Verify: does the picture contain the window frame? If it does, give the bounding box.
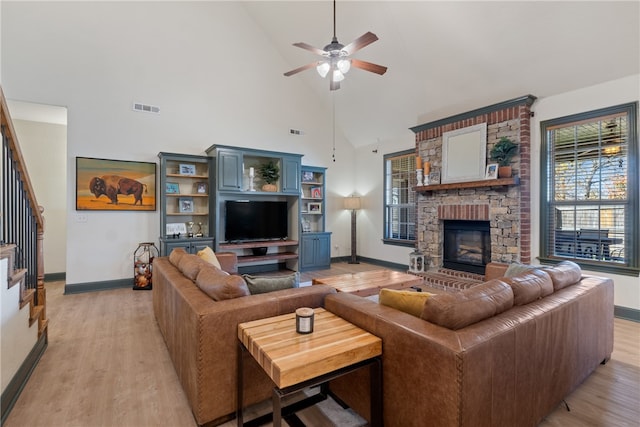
[383,149,416,247]
[539,102,639,276]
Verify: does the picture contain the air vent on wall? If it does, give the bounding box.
[133,102,160,114]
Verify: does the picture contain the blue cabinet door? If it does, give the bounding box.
[281,156,300,194]
[217,150,242,191]
[300,233,331,271]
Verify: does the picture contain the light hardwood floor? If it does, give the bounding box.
[3,262,639,427]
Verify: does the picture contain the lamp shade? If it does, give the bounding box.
[316,61,330,78]
[344,196,361,210]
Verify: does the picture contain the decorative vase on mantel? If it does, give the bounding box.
[498,165,512,178]
[490,137,518,179]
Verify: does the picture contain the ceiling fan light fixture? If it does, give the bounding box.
[283,0,386,90]
[337,58,351,74]
[316,61,330,78]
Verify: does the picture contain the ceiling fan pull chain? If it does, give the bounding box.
[332,93,336,162]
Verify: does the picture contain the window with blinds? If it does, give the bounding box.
[540,102,638,275]
[383,150,416,246]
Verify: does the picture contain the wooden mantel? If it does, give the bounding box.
[416,176,519,193]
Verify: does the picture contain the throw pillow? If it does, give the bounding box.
[421,279,514,330]
[178,254,208,281]
[379,288,433,318]
[243,272,299,295]
[197,246,222,270]
[502,269,554,305]
[504,262,537,278]
[169,247,187,267]
[196,266,250,300]
[544,260,582,291]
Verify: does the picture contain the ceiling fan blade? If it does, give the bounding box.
[330,79,341,91]
[351,59,388,75]
[292,42,327,56]
[284,62,318,77]
[342,32,378,55]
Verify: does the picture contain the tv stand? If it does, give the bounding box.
[219,240,298,265]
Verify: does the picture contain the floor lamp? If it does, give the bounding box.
[344,196,361,264]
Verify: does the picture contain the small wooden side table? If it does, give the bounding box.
[237,308,382,427]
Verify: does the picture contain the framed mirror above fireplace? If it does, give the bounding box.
[441,123,487,183]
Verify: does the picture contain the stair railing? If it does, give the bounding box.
[1,86,47,329]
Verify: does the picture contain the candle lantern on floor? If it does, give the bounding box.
[409,249,427,274]
[133,242,158,290]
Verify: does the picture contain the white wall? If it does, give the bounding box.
[2,2,354,287]
[13,119,67,275]
[1,257,38,393]
[531,74,640,311]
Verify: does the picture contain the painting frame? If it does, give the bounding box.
[310,186,323,198]
[76,156,156,211]
[301,171,315,182]
[195,182,208,194]
[178,197,194,213]
[485,163,499,180]
[179,163,196,176]
[428,171,441,185]
[308,202,322,214]
[166,182,180,194]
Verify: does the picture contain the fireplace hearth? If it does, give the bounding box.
[443,220,491,274]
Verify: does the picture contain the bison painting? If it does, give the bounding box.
[89,175,148,205]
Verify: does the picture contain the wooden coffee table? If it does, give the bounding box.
[312,269,423,297]
[237,308,382,427]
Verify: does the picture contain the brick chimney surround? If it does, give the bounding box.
[410,95,537,281]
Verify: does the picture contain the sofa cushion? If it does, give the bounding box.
[502,269,554,305]
[545,261,582,291]
[379,288,434,317]
[197,246,222,270]
[421,279,514,330]
[169,247,187,267]
[504,262,537,277]
[195,265,250,300]
[178,254,208,281]
[243,272,299,295]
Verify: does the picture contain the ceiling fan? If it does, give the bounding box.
[283,0,388,91]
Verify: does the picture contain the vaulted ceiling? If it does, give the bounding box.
[243,1,639,147]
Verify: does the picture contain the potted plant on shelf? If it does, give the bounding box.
[490,137,518,178]
[259,160,280,192]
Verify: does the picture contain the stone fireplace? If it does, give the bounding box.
[411,95,536,278]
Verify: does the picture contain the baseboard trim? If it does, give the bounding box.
[45,272,66,282]
[64,278,131,294]
[614,306,640,322]
[1,332,48,425]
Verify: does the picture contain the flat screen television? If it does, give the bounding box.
[225,200,288,242]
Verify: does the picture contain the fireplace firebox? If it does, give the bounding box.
[443,220,491,274]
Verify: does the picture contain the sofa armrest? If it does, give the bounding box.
[216,251,238,274]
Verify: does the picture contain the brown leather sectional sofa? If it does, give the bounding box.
[152,252,336,426]
[325,262,614,427]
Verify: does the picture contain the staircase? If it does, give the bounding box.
[1,85,48,423]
